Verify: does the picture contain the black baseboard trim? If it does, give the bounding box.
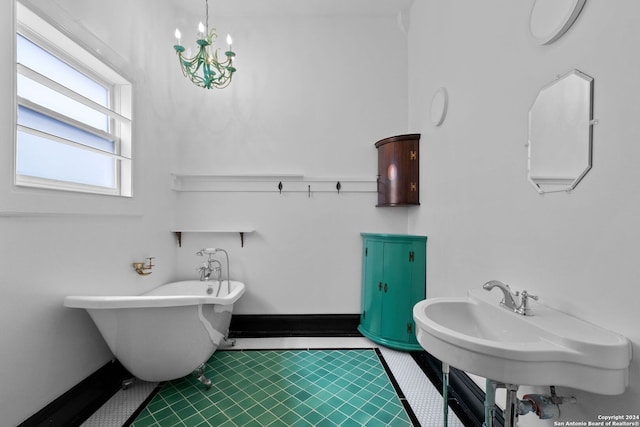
[19,328,498,427]
[229,314,362,338]
[18,360,131,427]
[411,351,504,427]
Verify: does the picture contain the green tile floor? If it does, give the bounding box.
[129,349,415,427]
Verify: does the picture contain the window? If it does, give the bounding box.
[15,4,132,196]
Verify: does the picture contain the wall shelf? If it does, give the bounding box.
[171,229,255,248]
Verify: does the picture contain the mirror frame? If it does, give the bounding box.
[527,69,594,194]
[529,0,587,45]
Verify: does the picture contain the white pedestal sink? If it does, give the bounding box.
[413,288,631,395]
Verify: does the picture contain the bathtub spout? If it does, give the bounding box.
[198,259,221,282]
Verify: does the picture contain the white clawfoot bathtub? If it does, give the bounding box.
[64,280,245,382]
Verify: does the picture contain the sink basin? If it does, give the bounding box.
[413,289,632,394]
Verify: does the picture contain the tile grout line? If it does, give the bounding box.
[85,338,464,427]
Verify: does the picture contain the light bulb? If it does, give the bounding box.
[174,28,181,44]
[198,22,205,36]
[226,34,233,45]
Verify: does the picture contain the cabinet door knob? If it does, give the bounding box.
[384,283,388,293]
[378,282,382,291]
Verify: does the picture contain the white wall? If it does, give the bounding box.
[408,0,639,424]
[0,1,180,425]
[0,1,411,425]
[172,11,411,314]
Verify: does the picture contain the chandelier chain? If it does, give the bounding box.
[205,0,209,34]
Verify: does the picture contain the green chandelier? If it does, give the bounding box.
[173,0,236,89]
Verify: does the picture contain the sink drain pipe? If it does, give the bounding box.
[484,383,576,427]
[522,386,577,419]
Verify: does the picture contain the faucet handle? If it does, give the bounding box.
[519,290,538,316]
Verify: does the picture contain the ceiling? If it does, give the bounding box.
[191,0,415,17]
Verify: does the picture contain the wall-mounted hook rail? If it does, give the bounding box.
[170,173,377,193]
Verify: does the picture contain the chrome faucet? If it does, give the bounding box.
[195,248,231,296]
[482,280,538,316]
[198,259,221,282]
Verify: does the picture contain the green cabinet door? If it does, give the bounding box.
[358,233,426,351]
[361,239,384,337]
[379,241,412,342]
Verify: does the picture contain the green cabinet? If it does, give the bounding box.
[358,233,427,351]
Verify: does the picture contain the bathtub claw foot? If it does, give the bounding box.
[193,363,206,376]
[198,375,213,389]
[193,364,212,389]
[122,377,136,390]
[221,330,236,348]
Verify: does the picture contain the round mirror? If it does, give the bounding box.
[430,87,448,126]
[527,69,594,194]
[529,0,587,45]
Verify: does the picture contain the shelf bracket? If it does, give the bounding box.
[175,231,182,247]
[239,232,245,248]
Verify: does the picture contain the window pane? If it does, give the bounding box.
[17,34,108,107]
[17,131,116,188]
[15,4,132,198]
[18,105,115,153]
[17,74,109,132]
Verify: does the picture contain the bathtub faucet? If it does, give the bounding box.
[197,259,221,282]
[196,248,231,296]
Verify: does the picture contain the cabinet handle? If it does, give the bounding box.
[384,283,388,293]
[378,282,382,291]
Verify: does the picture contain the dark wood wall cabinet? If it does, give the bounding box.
[375,134,420,207]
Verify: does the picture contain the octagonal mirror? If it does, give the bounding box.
[527,69,594,193]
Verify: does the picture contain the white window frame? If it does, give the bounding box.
[15,3,133,197]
